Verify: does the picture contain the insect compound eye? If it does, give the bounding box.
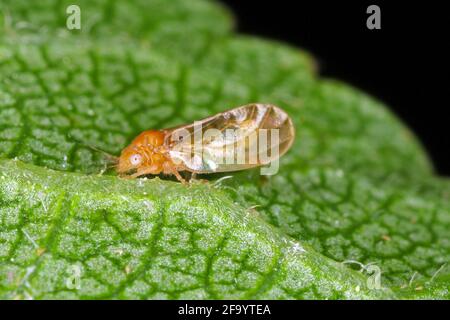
[129,154,142,166]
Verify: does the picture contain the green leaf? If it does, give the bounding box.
[0,159,395,299]
[0,0,233,61]
[0,0,448,299]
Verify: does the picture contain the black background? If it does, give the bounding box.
[220,0,449,176]
[0,299,443,317]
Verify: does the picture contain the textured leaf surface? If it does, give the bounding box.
[0,159,395,299]
[0,0,232,60]
[0,0,448,299]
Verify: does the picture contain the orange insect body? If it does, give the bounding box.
[116,104,295,183]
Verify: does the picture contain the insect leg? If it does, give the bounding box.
[162,161,187,184]
[126,166,158,179]
[171,169,187,184]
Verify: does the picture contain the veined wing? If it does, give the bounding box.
[165,104,295,173]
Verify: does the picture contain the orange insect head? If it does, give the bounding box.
[117,130,166,175]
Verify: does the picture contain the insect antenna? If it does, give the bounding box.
[68,135,119,165]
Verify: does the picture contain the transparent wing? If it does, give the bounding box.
[165,104,295,173]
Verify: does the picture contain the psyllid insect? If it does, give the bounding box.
[108,104,295,183]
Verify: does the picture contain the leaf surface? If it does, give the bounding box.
[0,0,448,299]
